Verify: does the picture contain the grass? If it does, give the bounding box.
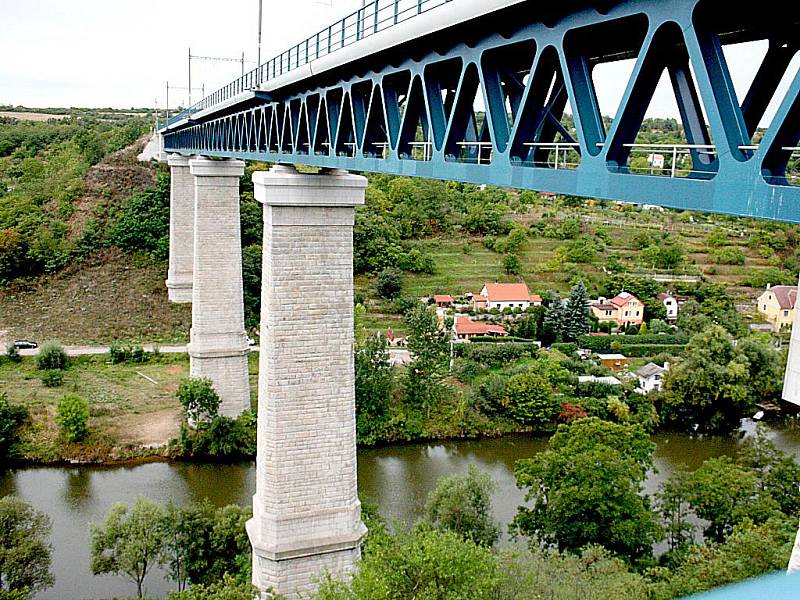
[0,248,191,345]
[354,204,778,333]
[2,349,263,463]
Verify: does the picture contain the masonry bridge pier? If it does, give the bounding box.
[154,0,800,596]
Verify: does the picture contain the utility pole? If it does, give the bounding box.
[188,47,192,107]
[257,0,263,72]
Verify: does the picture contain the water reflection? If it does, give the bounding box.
[0,426,797,599]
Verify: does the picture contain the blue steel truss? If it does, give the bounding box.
[162,0,800,222]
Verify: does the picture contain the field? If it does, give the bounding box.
[0,352,260,463]
[0,111,69,121]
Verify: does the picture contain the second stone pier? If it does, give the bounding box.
[248,165,367,599]
[187,156,250,418]
[165,154,194,303]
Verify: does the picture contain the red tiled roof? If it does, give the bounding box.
[610,291,639,307]
[433,294,454,303]
[483,283,532,302]
[473,294,487,302]
[454,316,507,336]
[530,294,543,302]
[769,286,798,310]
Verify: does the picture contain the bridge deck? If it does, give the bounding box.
[161,0,800,222]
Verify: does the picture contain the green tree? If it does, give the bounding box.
[55,394,89,442]
[511,314,538,340]
[110,174,170,260]
[161,501,215,591]
[656,468,696,552]
[542,293,565,343]
[35,341,67,371]
[355,332,393,444]
[562,281,591,342]
[661,326,776,432]
[315,526,498,600]
[89,498,166,599]
[683,456,778,542]
[0,395,26,461]
[513,418,661,561]
[374,268,403,300]
[494,546,650,600]
[649,517,795,600]
[167,575,257,600]
[424,465,500,547]
[177,378,221,425]
[503,253,521,276]
[404,304,449,413]
[0,496,54,596]
[738,424,800,516]
[502,370,560,426]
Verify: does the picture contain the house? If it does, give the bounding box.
[636,362,669,393]
[590,292,644,329]
[596,353,632,372]
[757,284,798,332]
[385,328,406,347]
[452,316,508,341]
[433,294,454,308]
[577,375,622,386]
[479,282,542,310]
[471,294,488,310]
[658,292,679,321]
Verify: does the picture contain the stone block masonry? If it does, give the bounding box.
[187,157,250,418]
[165,154,194,303]
[247,165,367,599]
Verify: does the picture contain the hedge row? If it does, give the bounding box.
[618,344,685,357]
[454,342,539,367]
[550,343,578,355]
[577,333,688,352]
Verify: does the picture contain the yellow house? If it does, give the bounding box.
[757,284,798,331]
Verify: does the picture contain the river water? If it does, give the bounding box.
[2,422,799,599]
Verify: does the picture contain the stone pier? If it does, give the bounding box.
[165,154,194,303]
[187,156,250,418]
[247,165,367,599]
[782,274,800,407]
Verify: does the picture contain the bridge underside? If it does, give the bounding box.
[163,0,800,221]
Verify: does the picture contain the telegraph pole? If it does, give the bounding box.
[257,0,263,71]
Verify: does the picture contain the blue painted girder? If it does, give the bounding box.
[163,0,800,222]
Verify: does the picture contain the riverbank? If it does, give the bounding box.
[3,427,795,600]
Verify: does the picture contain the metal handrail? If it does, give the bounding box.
[160,0,453,130]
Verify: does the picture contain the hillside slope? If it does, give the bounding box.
[0,139,189,346]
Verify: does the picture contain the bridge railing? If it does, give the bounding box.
[160,0,453,131]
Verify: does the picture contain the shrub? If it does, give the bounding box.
[711,246,746,265]
[550,342,578,355]
[35,342,67,371]
[40,369,64,388]
[502,371,561,426]
[5,343,21,363]
[0,394,28,459]
[374,267,403,299]
[56,394,90,442]
[177,378,221,425]
[108,341,126,364]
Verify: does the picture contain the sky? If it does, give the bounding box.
[1,0,797,127]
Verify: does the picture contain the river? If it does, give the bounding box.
[2,422,799,599]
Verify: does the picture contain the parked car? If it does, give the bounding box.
[13,339,38,349]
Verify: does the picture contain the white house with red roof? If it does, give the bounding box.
[478,282,542,311]
[757,284,798,331]
[452,316,508,341]
[590,291,644,328]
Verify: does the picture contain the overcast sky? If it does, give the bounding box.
[1,0,796,126]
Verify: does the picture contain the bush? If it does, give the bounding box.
[5,343,21,363]
[35,342,67,371]
[454,342,538,366]
[109,174,170,259]
[108,342,149,364]
[375,267,403,299]
[177,378,220,425]
[56,394,89,442]
[550,342,578,355]
[40,369,64,388]
[0,394,28,460]
[577,333,687,352]
[711,246,746,265]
